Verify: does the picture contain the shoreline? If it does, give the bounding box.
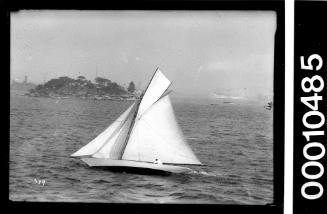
[11,89,138,101]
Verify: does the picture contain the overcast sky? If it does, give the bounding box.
[11,10,276,99]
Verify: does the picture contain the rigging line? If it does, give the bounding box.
[97,103,135,131]
[136,68,172,117]
[160,89,173,99]
[92,105,134,156]
[136,91,172,120]
[119,68,165,158]
[137,125,140,161]
[136,86,171,120]
[113,102,139,158]
[120,68,169,158]
[142,67,160,97]
[140,119,196,161]
[118,98,141,159]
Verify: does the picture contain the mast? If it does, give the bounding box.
[117,68,160,159]
[116,97,141,159]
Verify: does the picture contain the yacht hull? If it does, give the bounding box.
[81,158,192,174]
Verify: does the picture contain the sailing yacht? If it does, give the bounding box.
[71,68,202,174]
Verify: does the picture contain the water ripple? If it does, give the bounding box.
[10,95,273,204]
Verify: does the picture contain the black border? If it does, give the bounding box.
[294,1,327,213]
[4,1,284,213]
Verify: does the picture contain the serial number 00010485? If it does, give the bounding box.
[300,54,325,200]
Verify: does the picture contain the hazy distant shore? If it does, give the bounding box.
[10,79,272,106]
[11,76,139,101]
[24,92,138,101]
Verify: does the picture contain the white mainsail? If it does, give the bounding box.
[70,103,135,157]
[122,94,202,165]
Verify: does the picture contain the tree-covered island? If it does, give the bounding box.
[27,76,139,101]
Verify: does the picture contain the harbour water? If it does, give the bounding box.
[10,91,273,204]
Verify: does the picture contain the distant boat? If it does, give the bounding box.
[94,95,103,100]
[211,93,244,100]
[264,102,273,110]
[71,68,202,174]
[223,101,234,104]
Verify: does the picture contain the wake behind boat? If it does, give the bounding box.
[71,68,202,174]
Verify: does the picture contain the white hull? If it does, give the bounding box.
[81,158,192,174]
